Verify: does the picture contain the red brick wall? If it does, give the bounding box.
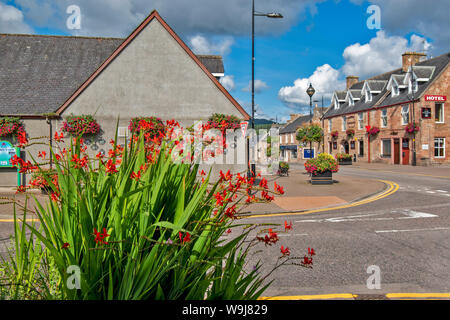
[324,63,449,166]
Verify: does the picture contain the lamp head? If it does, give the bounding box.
[306,84,315,97]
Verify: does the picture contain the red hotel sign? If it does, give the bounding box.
[425,95,446,102]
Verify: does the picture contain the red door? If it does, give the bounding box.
[394,139,400,164]
[402,139,410,165]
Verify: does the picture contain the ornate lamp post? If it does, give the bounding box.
[306,84,316,158]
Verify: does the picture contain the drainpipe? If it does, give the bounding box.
[46,117,53,169]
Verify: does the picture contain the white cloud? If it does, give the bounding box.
[351,0,449,54]
[243,80,270,93]
[278,64,344,109]
[0,2,33,33]
[189,35,234,56]
[219,75,235,92]
[9,0,326,37]
[342,31,432,78]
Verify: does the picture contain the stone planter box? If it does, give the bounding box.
[311,171,333,185]
[338,159,352,165]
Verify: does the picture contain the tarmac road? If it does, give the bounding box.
[243,164,450,300]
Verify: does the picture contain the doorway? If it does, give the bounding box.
[393,139,400,164]
[343,141,350,154]
[402,138,410,165]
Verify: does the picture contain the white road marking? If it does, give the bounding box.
[278,233,308,237]
[397,210,438,219]
[436,190,448,193]
[375,227,450,234]
[295,209,437,224]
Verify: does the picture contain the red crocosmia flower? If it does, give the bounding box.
[226,229,232,234]
[16,186,26,193]
[38,151,46,159]
[17,131,28,147]
[50,192,59,202]
[105,159,118,173]
[199,170,206,176]
[179,232,191,244]
[61,243,70,250]
[259,178,268,189]
[284,221,293,232]
[93,228,110,245]
[96,152,104,159]
[281,246,290,257]
[130,171,141,180]
[302,256,313,265]
[308,247,316,256]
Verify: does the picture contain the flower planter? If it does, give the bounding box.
[338,159,352,165]
[311,171,333,185]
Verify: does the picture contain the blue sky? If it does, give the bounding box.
[1,0,448,122]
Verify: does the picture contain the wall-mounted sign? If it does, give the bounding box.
[425,95,446,102]
[422,144,429,150]
[303,149,315,159]
[0,141,19,167]
[421,108,432,119]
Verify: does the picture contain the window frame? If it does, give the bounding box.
[381,139,392,157]
[342,116,347,131]
[434,138,445,158]
[401,105,410,125]
[435,103,444,123]
[358,113,364,130]
[381,109,388,128]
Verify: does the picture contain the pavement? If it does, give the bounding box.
[242,165,386,215]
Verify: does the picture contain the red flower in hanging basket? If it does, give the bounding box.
[366,126,380,136]
[346,129,355,136]
[405,123,419,134]
[331,130,339,138]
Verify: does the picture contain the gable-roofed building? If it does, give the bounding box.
[0,10,249,186]
[323,51,450,166]
[279,106,327,162]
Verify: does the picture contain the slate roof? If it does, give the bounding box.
[324,52,450,119]
[0,33,226,116]
[279,114,313,134]
[196,55,224,74]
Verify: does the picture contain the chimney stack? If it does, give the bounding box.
[402,52,426,72]
[346,76,359,89]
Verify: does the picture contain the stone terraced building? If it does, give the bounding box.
[324,51,450,166]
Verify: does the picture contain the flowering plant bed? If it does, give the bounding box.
[62,114,101,136]
[405,123,419,134]
[336,153,352,165]
[1,121,317,300]
[206,113,241,131]
[305,153,339,184]
[278,161,290,176]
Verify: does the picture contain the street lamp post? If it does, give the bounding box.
[249,0,283,178]
[306,83,315,158]
[408,68,417,166]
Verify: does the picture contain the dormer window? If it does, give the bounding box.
[365,90,372,102]
[392,84,399,97]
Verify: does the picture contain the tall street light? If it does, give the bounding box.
[306,83,315,158]
[249,0,283,178]
[408,68,417,166]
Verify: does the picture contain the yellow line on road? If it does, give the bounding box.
[260,293,357,300]
[386,293,450,299]
[242,180,399,219]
